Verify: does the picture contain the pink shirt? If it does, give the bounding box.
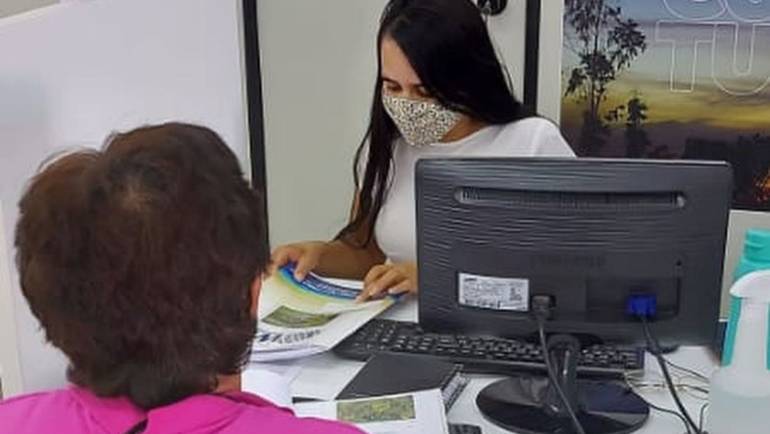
[0,386,363,434]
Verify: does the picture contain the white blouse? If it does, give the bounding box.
[373,117,575,264]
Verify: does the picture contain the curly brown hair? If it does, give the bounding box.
[15,123,268,409]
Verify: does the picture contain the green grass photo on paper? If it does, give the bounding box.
[337,395,416,424]
[261,306,338,329]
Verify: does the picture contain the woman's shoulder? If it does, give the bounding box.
[499,116,559,137]
[496,117,576,157]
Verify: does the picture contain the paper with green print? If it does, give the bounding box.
[294,389,449,434]
[251,266,394,362]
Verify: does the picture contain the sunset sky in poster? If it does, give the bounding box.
[561,0,770,157]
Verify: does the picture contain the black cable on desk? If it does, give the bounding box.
[624,373,692,434]
[667,359,709,383]
[640,316,703,434]
[698,403,709,434]
[532,296,586,434]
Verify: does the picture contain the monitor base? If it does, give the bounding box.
[477,375,649,434]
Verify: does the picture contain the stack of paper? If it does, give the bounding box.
[251,265,395,362]
[294,389,449,434]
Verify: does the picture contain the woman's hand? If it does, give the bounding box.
[269,241,329,281]
[357,262,418,302]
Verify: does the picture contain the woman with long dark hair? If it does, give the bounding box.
[271,0,574,300]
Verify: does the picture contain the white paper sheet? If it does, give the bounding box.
[252,271,393,362]
[241,366,299,409]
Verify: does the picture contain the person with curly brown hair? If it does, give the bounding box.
[0,123,362,434]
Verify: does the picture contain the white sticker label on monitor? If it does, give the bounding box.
[458,273,530,311]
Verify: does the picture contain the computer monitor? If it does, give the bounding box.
[416,158,732,434]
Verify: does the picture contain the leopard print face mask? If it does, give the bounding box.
[382,94,462,147]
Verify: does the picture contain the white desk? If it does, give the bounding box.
[284,300,717,434]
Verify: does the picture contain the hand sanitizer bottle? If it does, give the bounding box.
[708,229,770,434]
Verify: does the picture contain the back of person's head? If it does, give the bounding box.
[15,123,268,409]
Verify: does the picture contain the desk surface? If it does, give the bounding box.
[286,300,716,434]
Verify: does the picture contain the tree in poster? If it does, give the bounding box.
[622,96,649,158]
[564,0,647,155]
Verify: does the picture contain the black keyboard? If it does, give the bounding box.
[334,319,644,380]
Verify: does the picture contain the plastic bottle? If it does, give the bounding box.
[708,229,770,434]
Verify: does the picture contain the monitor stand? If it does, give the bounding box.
[476,334,649,434]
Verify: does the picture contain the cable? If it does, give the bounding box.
[536,320,586,434]
[532,295,585,434]
[698,403,708,434]
[625,373,692,434]
[681,385,710,401]
[667,360,710,383]
[624,379,709,401]
[624,370,709,401]
[648,402,692,434]
[641,316,702,434]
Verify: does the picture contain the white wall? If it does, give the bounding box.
[0,0,248,396]
[258,1,384,246]
[538,0,564,122]
[0,200,21,398]
[258,0,528,247]
[0,0,57,19]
